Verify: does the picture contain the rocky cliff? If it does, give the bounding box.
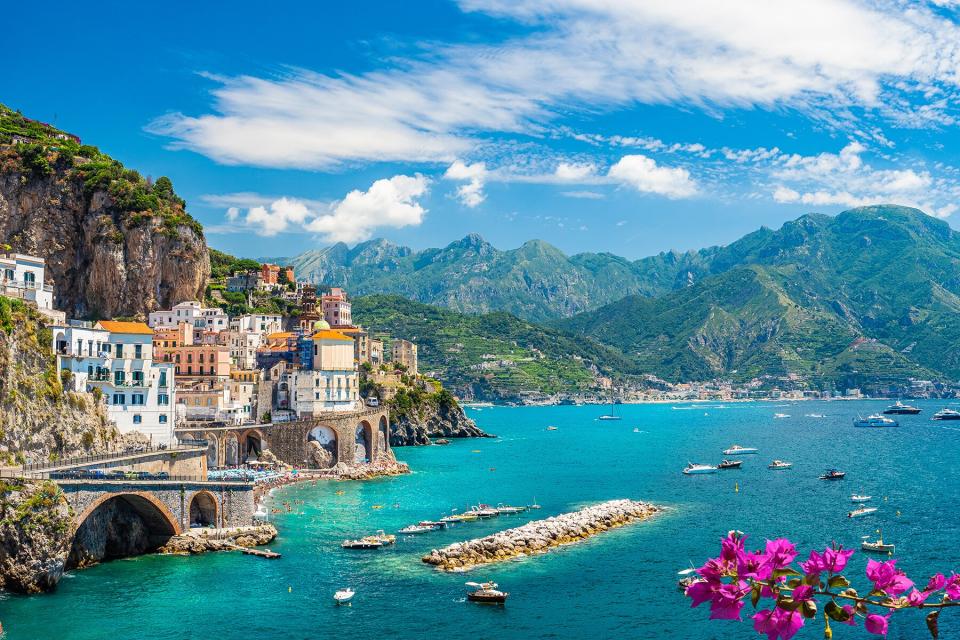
[0,299,119,466]
[0,480,73,593]
[385,381,492,446]
[0,105,209,319]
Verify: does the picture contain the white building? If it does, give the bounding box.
[0,253,63,322]
[148,301,229,332]
[230,313,283,335]
[53,320,176,445]
[288,327,358,416]
[218,330,263,370]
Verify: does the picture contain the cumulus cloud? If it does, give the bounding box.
[444,160,488,207]
[213,174,430,242]
[607,155,697,198]
[150,1,960,169]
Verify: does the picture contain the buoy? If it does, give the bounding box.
[896,510,901,517]
[489,467,496,472]
[288,586,292,593]
[471,450,481,453]
[734,482,739,493]
[372,505,383,509]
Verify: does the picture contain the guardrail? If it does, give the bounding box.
[21,443,204,472]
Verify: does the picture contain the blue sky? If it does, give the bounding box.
[8,0,960,260]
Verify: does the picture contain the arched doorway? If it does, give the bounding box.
[69,493,179,569]
[204,433,219,468]
[242,429,264,463]
[307,425,337,468]
[355,421,373,464]
[189,491,218,528]
[224,433,239,466]
[378,416,390,457]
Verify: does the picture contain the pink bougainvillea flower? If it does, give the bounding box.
[758,538,798,576]
[866,559,914,597]
[799,547,854,577]
[839,605,857,626]
[907,588,931,607]
[944,574,960,600]
[721,532,747,566]
[739,549,771,581]
[686,579,714,607]
[925,573,946,593]
[791,584,814,602]
[753,607,805,640]
[708,582,749,620]
[865,613,891,636]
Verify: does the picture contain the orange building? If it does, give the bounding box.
[261,263,281,285]
[153,321,230,379]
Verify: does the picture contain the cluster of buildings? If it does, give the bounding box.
[226,263,296,294]
[4,254,419,449]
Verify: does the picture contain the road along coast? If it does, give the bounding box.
[422,499,661,571]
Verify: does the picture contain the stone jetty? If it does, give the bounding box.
[422,499,660,571]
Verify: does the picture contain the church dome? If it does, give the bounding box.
[313,319,331,331]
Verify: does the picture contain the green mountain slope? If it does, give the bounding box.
[352,295,638,401]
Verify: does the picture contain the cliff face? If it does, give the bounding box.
[0,480,73,593]
[0,299,118,466]
[390,395,491,446]
[0,163,209,319]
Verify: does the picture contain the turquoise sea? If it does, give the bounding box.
[2,401,959,639]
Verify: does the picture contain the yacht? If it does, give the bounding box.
[850,494,872,503]
[466,581,508,604]
[495,503,527,514]
[683,462,719,475]
[883,401,921,415]
[368,530,396,545]
[933,408,960,421]
[768,460,793,470]
[848,506,878,518]
[333,588,355,605]
[722,445,759,455]
[341,539,383,550]
[818,469,846,480]
[468,504,500,518]
[861,530,895,554]
[774,413,790,419]
[398,524,435,535]
[718,459,743,469]
[853,414,899,428]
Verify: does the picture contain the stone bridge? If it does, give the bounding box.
[176,406,392,470]
[58,479,256,538]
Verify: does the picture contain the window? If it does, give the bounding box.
[87,365,93,376]
[115,343,123,358]
[159,370,167,387]
[133,414,142,424]
[132,370,144,385]
[159,414,168,424]
[187,354,193,363]
[76,339,83,354]
[134,344,142,359]
[112,393,125,405]
[158,393,169,405]
[199,353,205,364]
[187,366,193,375]
[114,370,125,385]
[131,393,144,405]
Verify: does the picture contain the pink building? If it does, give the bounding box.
[321,287,352,327]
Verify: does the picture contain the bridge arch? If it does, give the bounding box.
[241,428,265,463]
[69,492,180,569]
[189,490,219,528]
[355,420,374,464]
[307,425,337,468]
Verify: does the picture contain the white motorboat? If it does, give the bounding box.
[495,503,527,514]
[466,581,508,604]
[334,588,355,604]
[768,460,793,470]
[341,539,382,550]
[854,414,899,428]
[468,504,500,518]
[722,444,759,455]
[774,413,790,419]
[848,506,878,518]
[683,462,719,475]
[850,494,872,503]
[933,408,960,421]
[862,530,895,554]
[398,524,435,535]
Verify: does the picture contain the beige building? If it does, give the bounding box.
[391,339,418,375]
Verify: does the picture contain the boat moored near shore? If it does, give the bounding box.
[854,414,899,428]
[683,462,719,475]
[722,445,759,455]
[883,401,921,415]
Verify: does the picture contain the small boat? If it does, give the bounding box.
[722,445,759,455]
[768,460,793,470]
[677,568,706,591]
[341,539,383,550]
[366,530,396,545]
[854,414,899,428]
[861,530,895,553]
[546,426,558,431]
[633,427,641,433]
[883,401,921,415]
[598,414,622,421]
[819,469,846,480]
[774,413,790,419]
[440,512,478,523]
[399,524,435,535]
[466,581,508,604]
[495,503,527,514]
[805,413,826,418]
[417,520,447,530]
[468,504,500,519]
[848,506,878,518]
[850,494,872,503]
[933,408,960,421]
[718,459,743,469]
[333,588,355,604]
[683,462,719,475]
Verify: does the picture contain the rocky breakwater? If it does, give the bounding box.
[422,499,660,571]
[157,523,278,555]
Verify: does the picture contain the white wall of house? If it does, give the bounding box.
[230,314,282,335]
[290,369,358,416]
[148,301,228,332]
[0,253,55,311]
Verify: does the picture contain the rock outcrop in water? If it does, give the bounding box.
[0,480,73,593]
[157,524,278,555]
[422,499,661,571]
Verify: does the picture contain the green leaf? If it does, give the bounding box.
[827,575,850,589]
[774,568,802,579]
[777,597,801,612]
[751,583,762,608]
[926,611,940,639]
[825,601,851,623]
[801,600,818,619]
[787,578,802,589]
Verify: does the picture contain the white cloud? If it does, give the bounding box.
[214,174,430,242]
[607,154,697,198]
[561,190,605,199]
[444,160,488,207]
[554,162,597,181]
[150,1,960,169]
